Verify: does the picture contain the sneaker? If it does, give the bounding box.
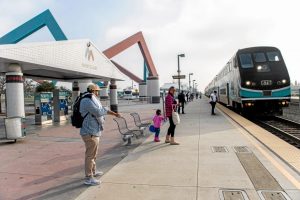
[154,138,161,142]
[93,170,104,177]
[84,177,101,186]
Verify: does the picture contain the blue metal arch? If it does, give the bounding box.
[0,9,67,86]
[0,9,67,44]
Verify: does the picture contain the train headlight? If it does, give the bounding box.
[257,65,262,70]
[282,79,287,84]
[246,81,251,86]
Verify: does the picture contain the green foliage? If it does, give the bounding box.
[35,81,55,92]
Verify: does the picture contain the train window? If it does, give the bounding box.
[239,53,253,68]
[267,51,281,61]
[253,52,266,62]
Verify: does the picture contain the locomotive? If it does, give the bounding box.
[205,46,291,114]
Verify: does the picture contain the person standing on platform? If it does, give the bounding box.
[186,92,189,102]
[165,86,179,145]
[178,91,186,114]
[80,84,121,186]
[152,109,164,142]
[209,90,218,115]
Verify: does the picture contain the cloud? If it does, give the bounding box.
[102,0,300,90]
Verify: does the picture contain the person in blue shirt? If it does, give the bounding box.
[80,83,120,186]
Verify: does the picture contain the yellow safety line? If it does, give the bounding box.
[220,109,300,190]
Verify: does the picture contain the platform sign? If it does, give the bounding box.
[40,92,52,103]
[172,75,186,79]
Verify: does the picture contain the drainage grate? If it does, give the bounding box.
[258,191,291,200]
[233,146,251,153]
[211,146,228,153]
[219,190,249,200]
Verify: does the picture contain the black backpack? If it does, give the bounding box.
[71,93,92,128]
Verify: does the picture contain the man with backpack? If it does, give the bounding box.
[73,83,120,186]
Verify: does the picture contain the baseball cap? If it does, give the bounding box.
[87,84,100,92]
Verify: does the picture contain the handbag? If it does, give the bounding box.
[149,125,156,133]
[172,110,180,125]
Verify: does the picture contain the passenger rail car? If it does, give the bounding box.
[205,47,291,114]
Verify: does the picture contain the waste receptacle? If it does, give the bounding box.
[4,117,26,141]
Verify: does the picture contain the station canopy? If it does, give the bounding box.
[0,39,125,81]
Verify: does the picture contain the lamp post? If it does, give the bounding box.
[193,80,196,93]
[189,73,193,92]
[177,53,185,92]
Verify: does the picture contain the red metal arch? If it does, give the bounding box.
[103,31,158,82]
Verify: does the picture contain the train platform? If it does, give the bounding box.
[0,103,157,200]
[75,98,300,200]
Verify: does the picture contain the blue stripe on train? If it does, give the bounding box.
[240,87,291,98]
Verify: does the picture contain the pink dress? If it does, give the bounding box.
[153,115,164,128]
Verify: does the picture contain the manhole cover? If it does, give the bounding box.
[211,146,228,153]
[258,191,291,200]
[234,146,251,153]
[219,190,249,200]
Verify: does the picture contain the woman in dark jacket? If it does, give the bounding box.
[165,86,179,145]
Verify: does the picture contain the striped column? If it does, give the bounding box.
[139,81,147,98]
[109,80,118,112]
[72,81,80,107]
[78,80,92,93]
[6,64,25,118]
[147,76,160,103]
[5,63,25,139]
[100,81,109,100]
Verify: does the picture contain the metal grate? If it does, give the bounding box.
[233,146,251,153]
[211,146,228,153]
[258,191,291,200]
[219,190,249,200]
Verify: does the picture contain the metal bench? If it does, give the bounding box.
[130,113,151,132]
[113,117,142,145]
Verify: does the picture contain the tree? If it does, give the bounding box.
[0,76,5,113]
[35,81,55,92]
[24,79,35,96]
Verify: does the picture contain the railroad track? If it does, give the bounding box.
[256,116,300,148]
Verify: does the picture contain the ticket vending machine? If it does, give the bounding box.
[34,92,53,125]
[59,91,69,115]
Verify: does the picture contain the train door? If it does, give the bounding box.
[226,83,230,105]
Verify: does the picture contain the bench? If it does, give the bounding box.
[113,117,143,145]
[130,113,151,133]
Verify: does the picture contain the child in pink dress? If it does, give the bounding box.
[153,109,164,142]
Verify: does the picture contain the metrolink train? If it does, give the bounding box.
[204,46,291,114]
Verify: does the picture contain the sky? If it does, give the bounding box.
[0,0,299,91]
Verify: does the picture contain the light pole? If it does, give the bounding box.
[193,80,196,93]
[177,53,185,92]
[189,73,193,92]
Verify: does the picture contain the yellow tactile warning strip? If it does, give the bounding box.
[236,153,282,190]
[217,104,300,174]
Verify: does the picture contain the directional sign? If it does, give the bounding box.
[172,75,186,79]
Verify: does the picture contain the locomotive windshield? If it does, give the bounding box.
[239,51,281,69]
[253,52,266,62]
[267,51,280,61]
[239,53,253,68]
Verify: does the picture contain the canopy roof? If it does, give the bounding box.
[0,39,125,81]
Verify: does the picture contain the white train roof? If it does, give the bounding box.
[0,39,125,81]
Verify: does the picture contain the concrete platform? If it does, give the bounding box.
[0,103,158,200]
[75,98,300,200]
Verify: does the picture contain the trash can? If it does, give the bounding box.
[4,117,26,141]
